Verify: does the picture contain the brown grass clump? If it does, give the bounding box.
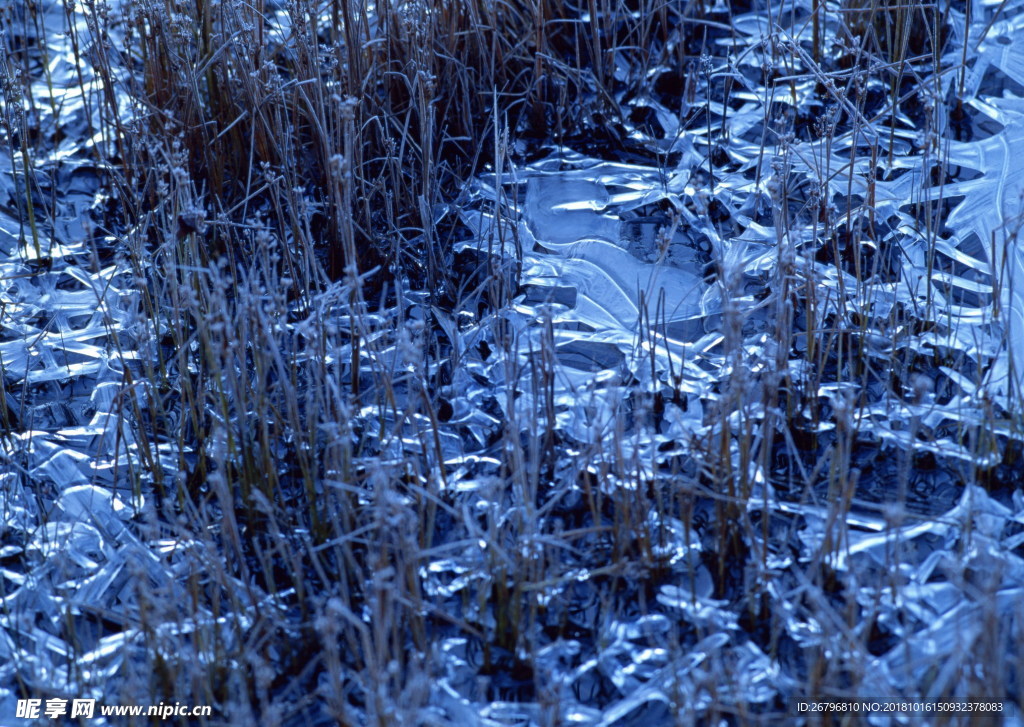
[124,0,660,289]
[840,0,947,66]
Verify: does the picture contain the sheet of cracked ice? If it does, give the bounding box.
[461,179,710,444]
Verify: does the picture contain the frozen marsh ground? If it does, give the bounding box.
[3,0,1024,724]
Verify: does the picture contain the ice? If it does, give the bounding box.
[524,176,618,244]
[523,177,707,335]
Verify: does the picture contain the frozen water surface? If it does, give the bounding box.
[5,0,1024,723]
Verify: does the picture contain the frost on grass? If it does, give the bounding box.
[3,0,1024,724]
